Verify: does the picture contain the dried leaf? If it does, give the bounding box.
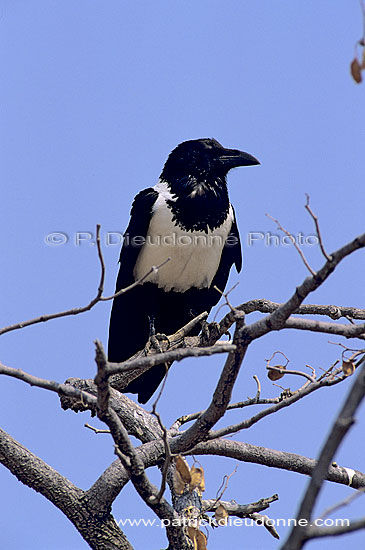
[350,58,362,83]
[187,527,198,550]
[187,527,207,550]
[175,455,192,483]
[189,466,205,495]
[342,360,355,377]
[196,530,207,550]
[172,469,185,495]
[362,48,365,70]
[214,503,229,526]
[267,365,286,381]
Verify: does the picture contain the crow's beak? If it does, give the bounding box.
[219,149,260,168]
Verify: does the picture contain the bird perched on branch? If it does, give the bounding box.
[108,138,259,403]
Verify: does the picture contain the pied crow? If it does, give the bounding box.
[108,138,259,403]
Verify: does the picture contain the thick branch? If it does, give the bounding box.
[283,364,365,549]
[173,313,247,451]
[283,317,365,340]
[0,428,132,550]
[107,343,235,391]
[190,439,365,489]
[173,233,365,452]
[202,493,278,516]
[94,341,190,550]
[219,300,365,334]
[0,363,97,408]
[85,434,365,520]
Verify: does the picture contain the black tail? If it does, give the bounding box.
[108,282,215,403]
[124,362,170,404]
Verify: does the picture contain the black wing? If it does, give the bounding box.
[209,206,242,303]
[108,188,158,363]
[115,188,159,289]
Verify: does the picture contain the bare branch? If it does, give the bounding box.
[304,517,365,539]
[170,232,365,453]
[203,491,280,537]
[305,194,332,261]
[151,402,173,503]
[100,257,171,302]
[84,423,111,435]
[283,364,365,549]
[0,362,97,408]
[107,343,235,376]
[0,427,132,549]
[202,493,278,516]
[0,226,169,337]
[93,341,190,550]
[208,368,345,440]
[245,233,365,342]
[283,317,365,340]
[249,512,280,539]
[0,427,83,508]
[225,299,365,322]
[62,378,164,443]
[171,376,275,430]
[317,486,365,520]
[0,225,105,336]
[190,439,365,489]
[266,213,316,275]
[213,465,238,506]
[86,433,365,518]
[265,364,316,384]
[174,311,247,452]
[106,343,236,395]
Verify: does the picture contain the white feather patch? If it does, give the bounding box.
[133,182,233,292]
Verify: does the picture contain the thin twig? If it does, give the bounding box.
[100,257,171,302]
[317,360,340,382]
[360,0,365,43]
[0,362,98,407]
[317,486,365,520]
[208,367,345,440]
[305,194,332,261]
[252,375,261,401]
[266,350,290,368]
[266,365,316,384]
[213,465,238,506]
[265,213,316,275]
[171,372,300,430]
[213,282,240,320]
[0,224,170,336]
[151,404,173,503]
[84,423,111,435]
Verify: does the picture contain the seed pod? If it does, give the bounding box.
[342,360,355,377]
[174,455,191,483]
[215,503,229,526]
[350,58,362,83]
[267,365,286,381]
[189,466,205,495]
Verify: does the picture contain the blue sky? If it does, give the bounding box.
[1,1,364,549]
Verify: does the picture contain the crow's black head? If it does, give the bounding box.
[160,138,259,232]
[160,138,259,188]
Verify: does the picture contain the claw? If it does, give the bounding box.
[155,333,170,350]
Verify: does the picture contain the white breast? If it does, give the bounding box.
[133,182,233,292]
